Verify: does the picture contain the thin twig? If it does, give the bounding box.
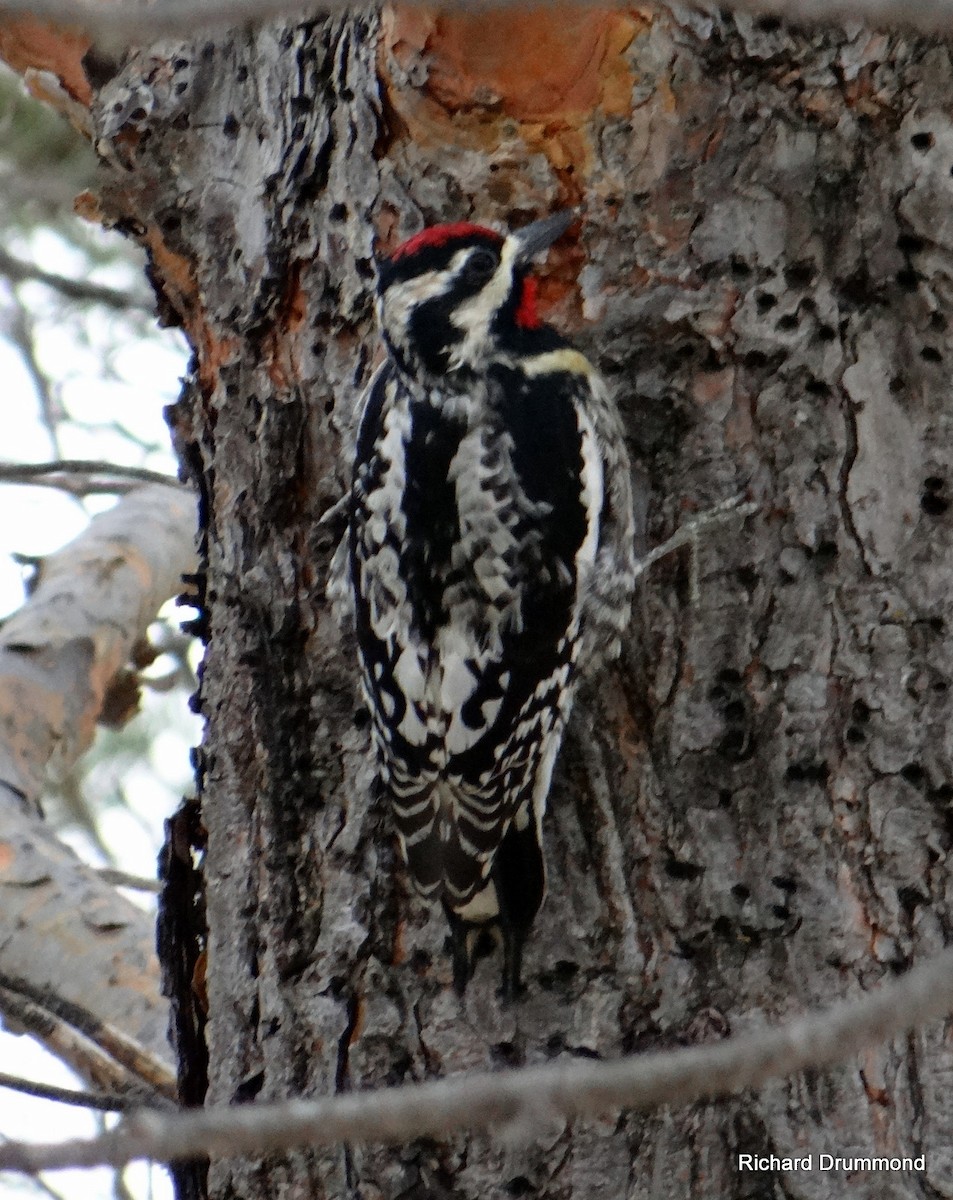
[0,460,183,495]
[2,947,952,1173]
[0,977,177,1103]
[2,296,63,456]
[0,248,153,314]
[0,987,172,1106]
[0,1071,139,1113]
[634,495,758,601]
[94,869,162,895]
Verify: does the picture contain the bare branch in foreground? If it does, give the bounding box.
[2,947,952,1174]
[0,0,321,37]
[0,1141,69,1200]
[1,0,953,44]
[0,460,183,496]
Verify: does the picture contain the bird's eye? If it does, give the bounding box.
[466,248,498,280]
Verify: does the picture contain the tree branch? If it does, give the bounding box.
[95,867,163,893]
[0,1070,139,1112]
[0,247,153,313]
[0,986,174,1105]
[0,459,184,496]
[0,1141,69,1200]
[0,974,177,1100]
[2,947,952,1174]
[634,495,758,602]
[0,485,196,1088]
[0,0,953,43]
[1,293,63,456]
[0,482,196,805]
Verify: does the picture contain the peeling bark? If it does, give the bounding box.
[9,8,953,1199]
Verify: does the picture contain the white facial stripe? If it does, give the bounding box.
[520,348,595,378]
[379,260,459,336]
[379,248,474,355]
[448,239,517,367]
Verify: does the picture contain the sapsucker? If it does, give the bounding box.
[330,212,636,997]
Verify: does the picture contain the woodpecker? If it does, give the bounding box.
[330,212,635,997]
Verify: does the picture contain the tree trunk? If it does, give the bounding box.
[66,6,953,1197]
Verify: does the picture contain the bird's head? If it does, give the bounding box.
[375,211,573,380]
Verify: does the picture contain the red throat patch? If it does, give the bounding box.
[390,223,502,261]
[515,277,541,329]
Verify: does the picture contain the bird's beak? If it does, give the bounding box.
[510,211,574,265]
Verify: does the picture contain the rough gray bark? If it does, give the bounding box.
[71,8,953,1198]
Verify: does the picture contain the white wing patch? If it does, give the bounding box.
[576,408,604,577]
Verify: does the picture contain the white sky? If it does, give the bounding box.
[0,221,193,1200]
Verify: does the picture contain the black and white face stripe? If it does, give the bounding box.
[377,236,522,377]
